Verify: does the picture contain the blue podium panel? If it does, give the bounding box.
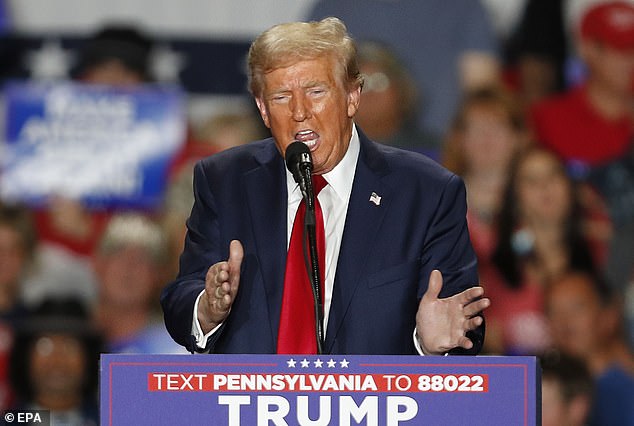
[100,354,539,426]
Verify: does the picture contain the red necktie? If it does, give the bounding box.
[277,175,327,354]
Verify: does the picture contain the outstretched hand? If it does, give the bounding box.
[197,240,244,334]
[416,270,489,355]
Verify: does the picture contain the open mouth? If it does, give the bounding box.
[295,130,320,150]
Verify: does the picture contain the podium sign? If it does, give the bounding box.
[101,354,539,425]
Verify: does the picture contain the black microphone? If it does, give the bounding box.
[285,141,313,201]
[284,141,324,354]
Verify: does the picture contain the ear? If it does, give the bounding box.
[347,84,362,118]
[255,97,271,129]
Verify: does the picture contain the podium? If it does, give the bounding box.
[100,354,539,425]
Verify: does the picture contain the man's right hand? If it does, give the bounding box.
[197,240,244,334]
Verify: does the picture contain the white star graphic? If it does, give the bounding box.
[25,39,75,81]
[313,359,323,368]
[327,359,337,368]
[286,358,296,368]
[300,358,310,368]
[339,359,349,368]
[150,43,187,83]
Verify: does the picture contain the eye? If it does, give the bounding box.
[270,94,290,103]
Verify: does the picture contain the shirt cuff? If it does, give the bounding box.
[413,328,448,356]
[192,289,223,351]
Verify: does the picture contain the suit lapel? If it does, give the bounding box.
[244,141,287,344]
[325,135,390,352]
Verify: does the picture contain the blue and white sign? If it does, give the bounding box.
[1,81,186,209]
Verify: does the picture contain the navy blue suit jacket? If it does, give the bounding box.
[161,131,482,355]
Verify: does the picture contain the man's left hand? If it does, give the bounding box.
[415,269,490,355]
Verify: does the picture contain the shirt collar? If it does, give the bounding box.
[286,125,360,201]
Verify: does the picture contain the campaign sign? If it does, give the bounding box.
[1,81,186,209]
[101,354,539,425]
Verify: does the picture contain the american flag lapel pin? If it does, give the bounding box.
[369,192,381,206]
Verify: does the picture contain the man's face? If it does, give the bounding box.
[30,334,86,397]
[255,55,361,175]
[95,245,158,308]
[82,59,145,85]
[583,40,634,94]
[547,275,602,358]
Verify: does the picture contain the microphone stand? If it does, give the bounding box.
[299,171,325,354]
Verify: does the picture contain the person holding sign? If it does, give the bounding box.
[161,17,489,355]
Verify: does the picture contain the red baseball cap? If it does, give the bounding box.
[580,1,634,50]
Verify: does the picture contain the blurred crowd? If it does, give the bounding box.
[0,0,633,424]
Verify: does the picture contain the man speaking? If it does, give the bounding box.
[161,17,489,356]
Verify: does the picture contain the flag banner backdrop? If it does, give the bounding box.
[1,81,186,209]
[101,354,539,426]
[0,35,251,96]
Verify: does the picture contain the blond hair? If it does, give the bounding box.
[247,17,363,97]
[97,213,167,263]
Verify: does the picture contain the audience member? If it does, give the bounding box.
[530,1,634,174]
[0,203,34,318]
[2,200,96,316]
[168,109,268,194]
[21,197,99,308]
[483,147,601,355]
[9,298,101,426]
[490,0,569,109]
[169,109,266,179]
[354,40,441,157]
[443,87,528,262]
[93,213,184,354]
[0,204,91,315]
[540,352,594,426]
[72,24,153,85]
[194,110,269,153]
[307,0,500,138]
[0,203,34,411]
[546,271,634,426]
[588,139,634,303]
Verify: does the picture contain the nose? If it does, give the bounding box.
[291,94,310,121]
